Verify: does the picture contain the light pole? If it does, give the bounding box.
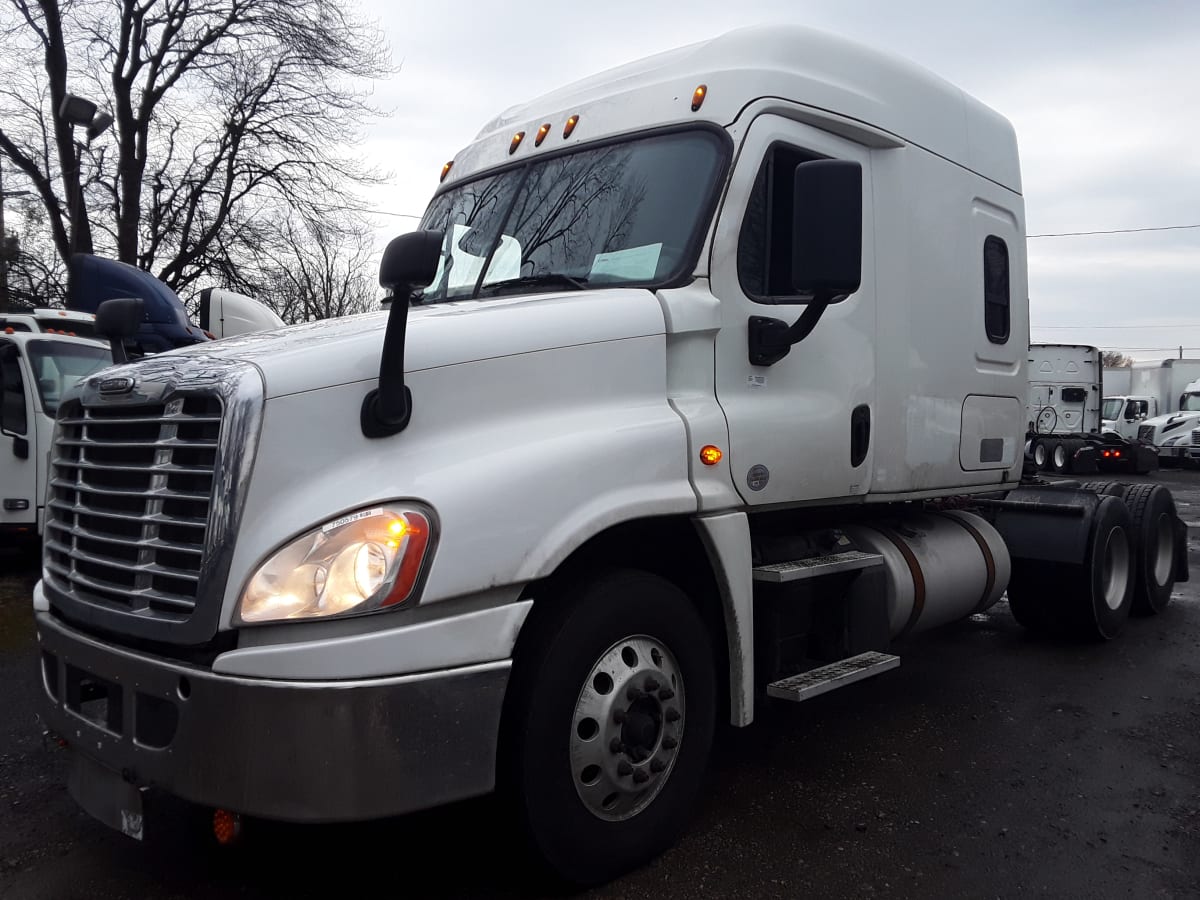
[57,94,112,298]
[0,160,32,313]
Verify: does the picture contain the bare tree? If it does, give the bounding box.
[0,0,390,297]
[1102,351,1133,368]
[250,214,379,323]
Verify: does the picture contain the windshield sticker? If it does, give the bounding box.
[590,243,662,282]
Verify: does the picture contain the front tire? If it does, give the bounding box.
[504,570,716,885]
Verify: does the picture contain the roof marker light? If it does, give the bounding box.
[563,115,579,139]
[509,131,525,155]
[535,123,551,146]
[691,84,707,112]
[440,160,453,182]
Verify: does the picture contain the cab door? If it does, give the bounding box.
[0,341,37,530]
[711,116,876,506]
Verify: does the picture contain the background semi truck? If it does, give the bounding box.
[1,260,283,543]
[32,26,1188,885]
[1024,343,1156,475]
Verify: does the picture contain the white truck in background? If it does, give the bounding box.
[1103,359,1200,463]
[32,27,1189,886]
[1103,365,1131,396]
[1024,344,1155,475]
[1,273,283,544]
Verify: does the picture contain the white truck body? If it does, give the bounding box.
[1,308,99,338]
[1103,365,1131,396]
[29,26,1185,884]
[1027,344,1101,435]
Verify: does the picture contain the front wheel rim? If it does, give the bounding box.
[570,634,685,822]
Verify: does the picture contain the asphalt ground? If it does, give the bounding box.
[1,470,1198,899]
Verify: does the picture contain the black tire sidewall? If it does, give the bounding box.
[508,570,717,885]
[1122,484,1176,614]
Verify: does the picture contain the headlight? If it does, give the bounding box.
[237,505,434,624]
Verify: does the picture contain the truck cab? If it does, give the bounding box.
[1,332,111,540]
[1102,395,1158,439]
[1133,380,1200,464]
[30,26,1186,886]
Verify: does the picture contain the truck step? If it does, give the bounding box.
[766,651,900,702]
[752,550,884,583]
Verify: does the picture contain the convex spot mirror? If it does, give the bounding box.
[792,159,863,300]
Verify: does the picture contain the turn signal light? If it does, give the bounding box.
[700,445,723,466]
[691,84,707,111]
[563,115,580,139]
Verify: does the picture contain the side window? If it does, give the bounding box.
[737,143,822,301]
[983,236,1010,343]
[0,344,28,436]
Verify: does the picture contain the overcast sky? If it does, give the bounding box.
[357,0,1200,362]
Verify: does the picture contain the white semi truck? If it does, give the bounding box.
[33,27,1189,885]
[1024,343,1156,474]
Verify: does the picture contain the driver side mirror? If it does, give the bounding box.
[792,159,863,297]
[748,159,862,366]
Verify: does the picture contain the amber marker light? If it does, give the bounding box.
[440,160,453,182]
[691,84,707,111]
[509,131,525,154]
[563,114,580,139]
[700,445,723,466]
[535,123,551,146]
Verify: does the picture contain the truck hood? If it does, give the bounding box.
[1140,410,1200,433]
[169,288,665,398]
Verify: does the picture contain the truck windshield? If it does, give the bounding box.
[1181,393,1200,412]
[1102,398,1125,420]
[415,129,727,303]
[26,341,111,416]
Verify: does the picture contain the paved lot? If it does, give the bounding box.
[1,471,1198,899]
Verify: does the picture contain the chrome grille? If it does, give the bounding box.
[1138,424,1155,442]
[1192,428,1200,446]
[44,395,222,622]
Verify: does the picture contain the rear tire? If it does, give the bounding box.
[503,570,716,886]
[1006,496,1133,640]
[1117,484,1178,615]
[1052,440,1070,474]
[1034,439,1054,471]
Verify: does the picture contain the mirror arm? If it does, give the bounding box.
[360,285,413,438]
[747,290,839,367]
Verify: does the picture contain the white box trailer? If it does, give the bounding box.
[31,26,1190,885]
[1105,359,1200,461]
[1103,365,1131,395]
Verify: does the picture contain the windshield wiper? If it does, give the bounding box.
[478,273,589,295]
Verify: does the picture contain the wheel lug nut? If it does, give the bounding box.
[633,769,649,784]
[610,738,623,754]
[662,736,678,750]
[665,708,680,723]
[613,709,627,723]
[644,677,660,692]
[650,758,666,773]
[618,760,633,776]
[658,688,675,701]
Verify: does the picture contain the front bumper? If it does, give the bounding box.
[36,612,510,823]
